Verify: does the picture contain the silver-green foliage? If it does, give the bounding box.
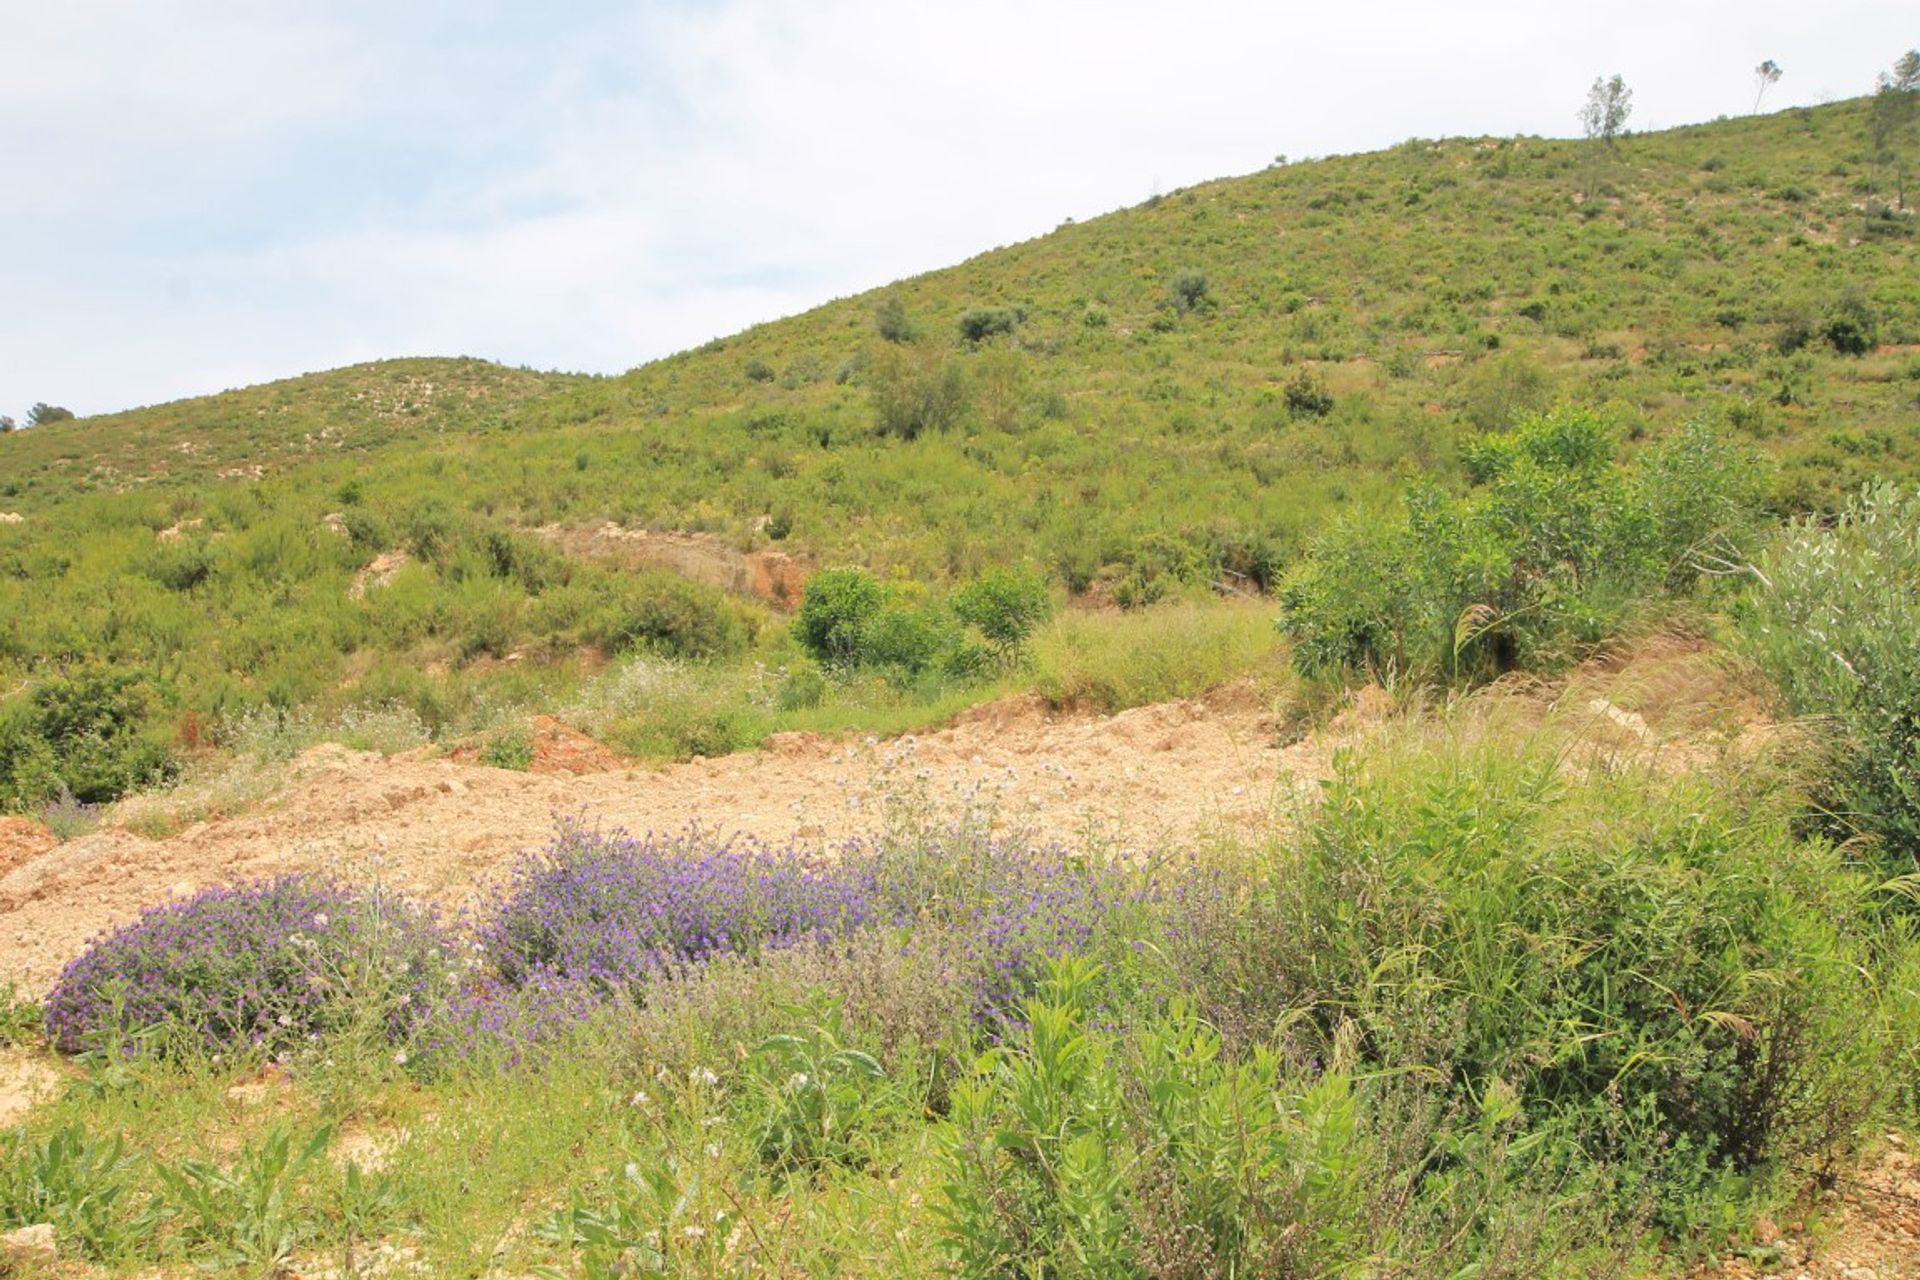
[1740,481,1920,864]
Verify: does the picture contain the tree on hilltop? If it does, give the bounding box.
[1578,74,1634,198]
[1752,60,1782,114]
[27,403,74,427]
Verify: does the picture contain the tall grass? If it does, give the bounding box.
[1027,597,1286,712]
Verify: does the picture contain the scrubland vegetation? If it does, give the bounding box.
[5,85,1920,1277]
[3,99,1919,812]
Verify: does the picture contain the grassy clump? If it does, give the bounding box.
[1028,595,1286,711]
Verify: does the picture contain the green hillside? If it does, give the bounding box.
[1,97,1916,799]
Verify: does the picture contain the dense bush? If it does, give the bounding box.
[44,877,454,1056]
[1738,482,1920,865]
[956,306,1020,344]
[795,567,1029,678]
[584,569,748,660]
[868,341,969,439]
[1166,269,1210,314]
[794,567,886,666]
[1281,412,1761,681]
[949,566,1055,655]
[0,667,178,810]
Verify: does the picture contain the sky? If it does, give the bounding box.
[1,1,1911,420]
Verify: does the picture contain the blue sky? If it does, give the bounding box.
[2,1,1912,418]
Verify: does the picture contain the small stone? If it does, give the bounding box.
[225,1081,273,1107]
[169,879,196,899]
[1752,1215,1780,1245]
[0,1223,57,1264]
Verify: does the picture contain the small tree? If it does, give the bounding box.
[1167,270,1210,315]
[27,403,74,427]
[0,416,15,434]
[874,293,917,344]
[1871,51,1920,210]
[868,342,969,440]
[1751,60,1782,114]
[1578,74,1634,198]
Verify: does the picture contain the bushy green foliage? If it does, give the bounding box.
[955,306,1019,344]
[948,566,1054,655]
[867,340,969,438]
[873,292,917,343]
[1738,482,1920,865]
[1281,412,1761,681]
[584,570,749,661]
[1166,269,1210,314]
[939,958,1368,1278]
[0,667,176,808]
[794,567,887,666]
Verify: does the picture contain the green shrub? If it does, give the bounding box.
[938,958,1369,1278]
[588,571,747,660]
[949,566,1055,656]
[795,567,886,667]
[869,342,969,439]
[0,667,177,809]
[480,727,534,770]
[1822,290,1878,356]
[1175,732,1909,1233]
[1738,482,1920,866]
[874,293,917,343]
[1281,412,1760,682]
[956,306,1020,344]
[1281,368,1334,418]
[1167,269,1210,315]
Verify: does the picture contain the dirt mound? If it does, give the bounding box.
[538,523,811,608]
[446,715,625,775]
[0,818,57,880]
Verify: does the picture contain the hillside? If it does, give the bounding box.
[9,85,1920,1280]
[0,98,1916,785]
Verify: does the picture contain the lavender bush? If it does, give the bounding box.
[44,877,454,1056]
[471,822,1167,1036]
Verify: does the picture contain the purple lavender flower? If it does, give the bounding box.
[44,877,453,1056]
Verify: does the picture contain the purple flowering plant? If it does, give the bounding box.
[44,876,454,1056]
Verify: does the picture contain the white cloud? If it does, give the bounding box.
[1,0,1913,415]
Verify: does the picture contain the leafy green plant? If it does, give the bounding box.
[0,667,177,810]
[950,566,1055,657]
[153,1122,332,1270]
[536,1156,733,1280]
[1281,412,1760,682]
[741,994,892,1173]
[0,1124,150,1260]
[480,727,535,771]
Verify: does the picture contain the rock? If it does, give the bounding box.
[1752,1215,1781,1245]
[169,879,197,899]
[0,1223,57,1264]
